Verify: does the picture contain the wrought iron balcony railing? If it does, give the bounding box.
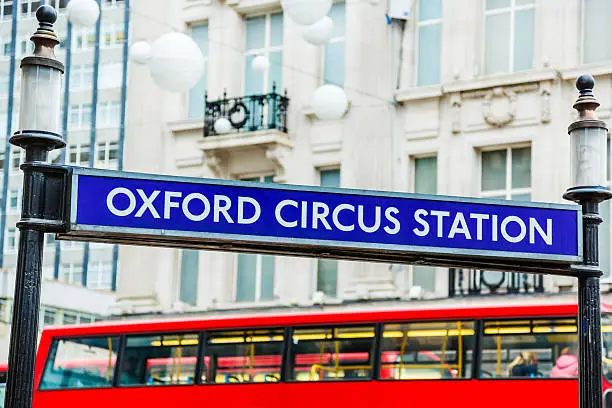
[448,268,544,297]
[204,84,289,137]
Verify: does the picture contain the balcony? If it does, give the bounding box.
[203,84,288,137]
[448,268,544,297]
[198,85,292,181]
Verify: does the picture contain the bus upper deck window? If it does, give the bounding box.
[204,329,284,384]
[39,336,119,390]
[119,333,199,386]
[379,321,475,380]
[290,325,375,382]
[480,318,577,379]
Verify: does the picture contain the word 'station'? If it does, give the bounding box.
[70,171,581,262]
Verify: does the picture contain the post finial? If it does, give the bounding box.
[35,5,57,33]
[573,73,600,118]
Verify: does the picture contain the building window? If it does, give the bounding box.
[97,101,121,128]
[483,0,534,75]
[68,104,92,129]
[244,13,283,95]
[95,141,118,169]
[412,156,437,292]
[236,175,275,302]
[7,188,20,213]
[102,0,124,8]
[69,64,94,90]
[45,234,56,248]
[323,2,345,87]
[9,148,23,173]
[42,308,56,326]
[87,261,113,290]
[62,312,78,325]
[0,1,13,20]
[413,156,437,194]
[480,146,531,200]
[68,143,90,166]
[188,24,209,119]
[416,0,442,86]
[316,168,340,298]
[60,263,84,285]
[582,0,612,63]
[102,24,124,48]
[72,27,97,51]
[179,249,199,305]
[5,227,16,251]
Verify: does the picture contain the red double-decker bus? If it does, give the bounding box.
[30,299,612,407]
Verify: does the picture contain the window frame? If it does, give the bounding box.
[39,334,121,391]
[478,143,532,200]
[321,2,346,87]
[377,318,477,381]
[5,227,16,252]
[313,167,341,298]
[478,315,579,380]
[243,12,283,95]
[233,174,276,303]
[481,0,536,75]
[285,323,378,383]
[86,261,113,290]
[580,0,612,65]
[414,0,443,86]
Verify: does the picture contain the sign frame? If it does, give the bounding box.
[58,167,583,276]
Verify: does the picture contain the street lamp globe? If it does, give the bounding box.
[566,74,609,198]
[14,5,64,148]
[148,32,205,92]
[302,16,333,46]
[312,84,348,120]
[66,0,100,28]
[129,41,152,65]
[281,0,332,26]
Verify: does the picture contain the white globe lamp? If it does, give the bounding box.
[312,85,348,120]
[214,118,232,134]
[252,55,269,73]
[66,0,100,27]
[302,16,333,46]
[148,32,205,92]
[129,41,152,65]
[281,0,332,26]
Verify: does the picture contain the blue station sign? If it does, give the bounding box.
[61,168,582,270]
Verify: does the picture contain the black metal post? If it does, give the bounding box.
[564,74,612,408]
[4,6,66,408]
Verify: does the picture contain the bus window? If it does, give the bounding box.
[119,333,199,386]
[39,336,119,390]
[481,318,577,379]
[204,329,284,384]
[380,320,474,380]
[290,325,375,382]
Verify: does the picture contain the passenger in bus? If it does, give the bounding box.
[507,352,539,377]
[550,346,578,378]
